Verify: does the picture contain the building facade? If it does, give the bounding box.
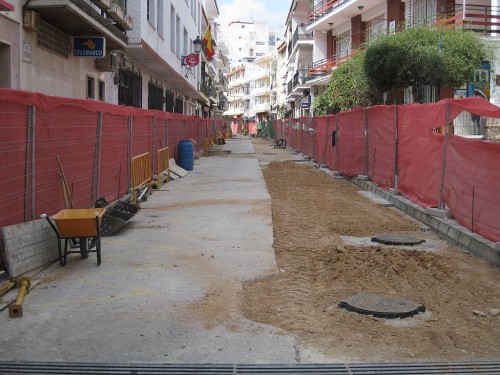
[0,0,227,116]
[282,0,500,117]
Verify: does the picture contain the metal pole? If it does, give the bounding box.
[24,106,35,221]
[128,115,133,190]
[96,112,103,200]
[31,106,36,220]
[394,104,398,190]
[438,99,450,209]
[152,115,156,177]
[364,108,368,176]
[335,114,339,172]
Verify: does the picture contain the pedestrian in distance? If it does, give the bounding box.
[471,88,487,135]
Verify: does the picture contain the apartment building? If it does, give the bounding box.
[270,40,288,119]
[0,0,227,115]
[222,20,276,65]
[225,65,245,119]
[284,0,500,117]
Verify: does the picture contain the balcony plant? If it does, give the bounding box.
[314,51,376,115]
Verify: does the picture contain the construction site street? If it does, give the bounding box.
[0,136,302,363]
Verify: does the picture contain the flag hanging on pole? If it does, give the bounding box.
[202,26,215,61]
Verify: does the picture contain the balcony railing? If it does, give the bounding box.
[288,25,314,59]
[308,0,353,24]
[306,49,357,80]
[434,3,500,35]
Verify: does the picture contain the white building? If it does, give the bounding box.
[0,0,227,116]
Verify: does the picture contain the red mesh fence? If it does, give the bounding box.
[0,89,225,228]
[2,88,499,243]
[314,117,329,165]
[0,100,29,225]
[337,108,365,177]
[397,102,446,207]
[367,106,396,190]
[100,113,130,204]
[444,135,500,242]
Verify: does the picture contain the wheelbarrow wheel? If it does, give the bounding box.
[79,237,89,259]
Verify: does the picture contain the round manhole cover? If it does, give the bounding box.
[339,293,425,319]
[371,233,425,246]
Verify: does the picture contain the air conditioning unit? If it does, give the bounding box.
[23,10,39,32]
[95,52,118,72]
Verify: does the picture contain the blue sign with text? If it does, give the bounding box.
[73,37,106,58]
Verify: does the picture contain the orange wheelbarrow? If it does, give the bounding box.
[42,208,106,266]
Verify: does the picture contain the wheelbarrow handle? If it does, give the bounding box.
[41,213,62,239]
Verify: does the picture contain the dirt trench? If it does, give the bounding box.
[242,141,500,362]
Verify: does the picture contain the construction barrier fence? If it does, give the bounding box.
[267,98,500,243]
[0,89,226,228]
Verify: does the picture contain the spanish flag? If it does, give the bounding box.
[203,26,215,61]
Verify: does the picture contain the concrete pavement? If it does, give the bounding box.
[0,136,298,363]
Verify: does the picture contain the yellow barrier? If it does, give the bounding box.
[131,152,152,204]
[157,147,170,188]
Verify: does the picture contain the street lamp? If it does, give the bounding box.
[193,36,203,54]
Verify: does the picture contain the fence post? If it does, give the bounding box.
[24,105,36,221]
[335,114,339,172]
[364,108,368,176]
[128,114,133,190]
[438,99,450,209]
[394,104,399,190]
[165,118,169,150]
[96,112,103,201]
[152,115,156,177]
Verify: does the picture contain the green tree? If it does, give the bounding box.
[364,25,487,102]
[314,51,376,115]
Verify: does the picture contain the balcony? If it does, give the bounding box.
[254,102,270,113]
[308,0,353,24]
[25,0,129,50]
[306,49,356,84]
[252,86,271,96]
[287,25,314,61]
[435,3,500,36]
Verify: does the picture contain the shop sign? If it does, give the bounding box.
[73,37,106,58]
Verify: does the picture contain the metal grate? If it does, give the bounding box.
[1,362,500,374]
[37,18,70,59]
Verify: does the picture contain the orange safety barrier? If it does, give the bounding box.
[131,152,152,204]
[157,147,170,188]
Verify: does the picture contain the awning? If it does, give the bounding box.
[0,0,14,11]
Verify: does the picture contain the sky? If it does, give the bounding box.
[216,0,290,34]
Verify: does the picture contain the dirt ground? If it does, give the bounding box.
[242,137,500,362]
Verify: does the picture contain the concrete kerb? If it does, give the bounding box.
[314,168,499,268]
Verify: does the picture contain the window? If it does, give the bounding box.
[176,15,181,56]
[366,15,387,42]
[183,28,188,56]
[37,19,69,58]
[118,67,142,108]
[268,34,275,46]
[165,90,174,112]
[158,0,164,36]
[147,0,156,26]
[336,30,351,57]
[170,6,176,51]
[87,76,95,99]
[148,80,163,110]
[98,80,105,101]
[409,0,437,26]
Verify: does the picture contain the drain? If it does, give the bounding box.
[339,293,425,319]
[371,233,425,246]
[262,152,278,155]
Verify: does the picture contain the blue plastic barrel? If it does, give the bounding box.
[178,140,194,171]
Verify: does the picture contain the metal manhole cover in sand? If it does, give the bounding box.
[339,293,425,319]
[371,233,425,246]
